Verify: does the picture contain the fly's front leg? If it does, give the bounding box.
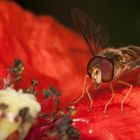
[118,80,132,113]
[86,85,93,111]
[72,75,89,104]
[104,83,115,114]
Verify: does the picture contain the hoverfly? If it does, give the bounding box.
[71,8,140,113]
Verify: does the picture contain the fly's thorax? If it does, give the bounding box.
[87,56,114,85]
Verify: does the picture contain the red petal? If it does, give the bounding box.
[0,1,89,106]
[0,64,10,88]
[0,1,140,140]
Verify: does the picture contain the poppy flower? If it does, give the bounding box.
[0,1,140,140]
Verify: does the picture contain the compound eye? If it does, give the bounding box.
[87,57,101,77]
[100,58,114,82]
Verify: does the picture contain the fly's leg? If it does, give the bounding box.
[104,83,115,114]
[72,75,89,104]
[118,80,132,113]
[86,85,93,111]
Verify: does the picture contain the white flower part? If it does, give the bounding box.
[6,112,15,122]
[0,87,41,140]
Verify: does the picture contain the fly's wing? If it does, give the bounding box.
[71,8,109,56]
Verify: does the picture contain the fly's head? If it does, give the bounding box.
[87,57,114,88]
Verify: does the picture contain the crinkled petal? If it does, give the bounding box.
[0,1,140,140]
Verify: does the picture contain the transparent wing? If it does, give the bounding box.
[71,8,109,56]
